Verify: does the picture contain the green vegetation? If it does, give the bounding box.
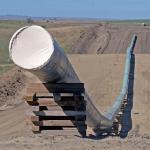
[0,20,27,64]
[0,64,14,75]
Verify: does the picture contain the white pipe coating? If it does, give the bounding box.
[9,25,78,83]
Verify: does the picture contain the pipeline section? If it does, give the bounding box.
[9,26,137,130]
[105,34,137,122]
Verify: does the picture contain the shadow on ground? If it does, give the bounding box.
[120,53,135,138]
[86,53,135,140]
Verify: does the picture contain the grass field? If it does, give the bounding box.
[0,64,14,75]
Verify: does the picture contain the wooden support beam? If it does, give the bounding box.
[25,82,86,136]
[32,124,40,132]
[26,98,77,106]
[32,110,86,117]
[30,120,86,126]
[26,83,84,97]
[31,106,64,111]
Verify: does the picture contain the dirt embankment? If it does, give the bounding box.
[56,23,150,54]
[70,24,110,54]
[0,67,26,108]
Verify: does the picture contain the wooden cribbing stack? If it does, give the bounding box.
[24,83,87,137]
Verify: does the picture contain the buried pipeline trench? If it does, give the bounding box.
[9,25,137,135]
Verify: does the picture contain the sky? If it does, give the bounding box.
[0,0,150,19]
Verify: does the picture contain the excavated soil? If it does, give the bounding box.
[0,54,150,150]
[67,23,150,54]
[70,24,110,54]
[0,67,26,109]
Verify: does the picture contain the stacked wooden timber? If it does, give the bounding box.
[24,83,87,137]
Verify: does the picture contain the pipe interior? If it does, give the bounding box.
[9,25,54,69]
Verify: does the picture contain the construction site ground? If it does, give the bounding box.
[0,54,150,150]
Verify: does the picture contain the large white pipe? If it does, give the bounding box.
[9,25,112,130]
[9,25,78,83]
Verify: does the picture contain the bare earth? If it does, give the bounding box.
[0,54,150,150]
[50,23,150,54]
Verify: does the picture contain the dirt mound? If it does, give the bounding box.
[71,25,110,54]
[0,67,26,108]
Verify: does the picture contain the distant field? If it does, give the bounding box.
[0,19,89,74]
[0,19,150,75]
[1,19,149,64]
[0,20,26,64]
[109,19,150,24]
[0,20,89,64]
[0,64,14,75]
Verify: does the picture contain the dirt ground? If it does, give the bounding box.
[51,23,150,54]
[0,54,150,150]
[0,67,26,108]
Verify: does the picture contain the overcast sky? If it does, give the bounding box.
[0,0,150,19]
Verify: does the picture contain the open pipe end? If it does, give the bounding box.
[9,25,54,70]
